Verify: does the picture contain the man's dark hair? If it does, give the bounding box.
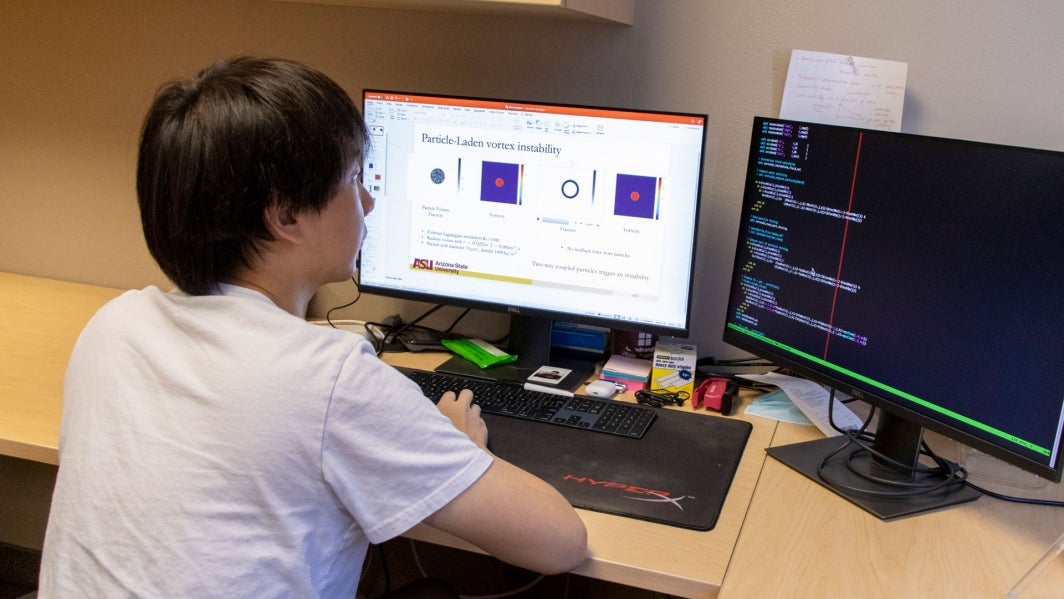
[137,56,368,295]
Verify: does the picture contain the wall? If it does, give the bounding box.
[2,0,1062,357]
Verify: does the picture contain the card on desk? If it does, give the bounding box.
[485,407,752,531]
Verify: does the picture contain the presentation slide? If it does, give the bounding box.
[359,93,704,328]
[402,124,671,297]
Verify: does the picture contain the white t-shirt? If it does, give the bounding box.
[40,285,492,598]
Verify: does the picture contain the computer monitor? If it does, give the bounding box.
[724,116,1064,519]
[360,90,707,384]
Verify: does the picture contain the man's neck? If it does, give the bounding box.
[227,272,314,317]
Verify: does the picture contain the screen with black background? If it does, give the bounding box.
[726,117,1064,471]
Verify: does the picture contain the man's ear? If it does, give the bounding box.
[263,202,305,243]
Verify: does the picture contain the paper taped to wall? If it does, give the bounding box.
[780,49,908,132]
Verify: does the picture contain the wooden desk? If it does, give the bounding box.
[0,273,122,464]
[5,272,1062,598]
[721,422,1064,598]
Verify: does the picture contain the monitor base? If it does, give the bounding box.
[768,436,982,520]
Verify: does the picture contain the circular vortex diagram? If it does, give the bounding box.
[430,168,445,184]
[561,179,580,199]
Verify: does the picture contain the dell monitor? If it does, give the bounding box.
[359,90,707,384]
[724,116,1064,519]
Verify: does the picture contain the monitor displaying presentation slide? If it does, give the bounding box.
[358,91,707,341]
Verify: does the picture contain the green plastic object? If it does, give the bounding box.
[440,338,519,369]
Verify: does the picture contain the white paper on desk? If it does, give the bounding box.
[780,49,908,132]
[737,372,864,437]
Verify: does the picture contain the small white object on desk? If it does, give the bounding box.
[585,379,626,398]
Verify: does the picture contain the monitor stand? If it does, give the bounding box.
[767,411,982,520]
[434,314,597,392]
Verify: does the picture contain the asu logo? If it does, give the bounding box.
[412,258,434,270]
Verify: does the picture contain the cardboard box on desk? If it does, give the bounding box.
[651,342,697,397]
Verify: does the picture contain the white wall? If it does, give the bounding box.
[2,0,1061,359]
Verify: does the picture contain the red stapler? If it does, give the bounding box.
[693,377,738,416]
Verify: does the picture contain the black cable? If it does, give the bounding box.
[379,307,470,356]
[818,388,969,499]
[398,304,445,331]
[816,431,969,499]
[634,388,689,408]
[373,303,474,356]
[443,308,471,334]
[825,391,1064,507]
[395,307,471,353]
[377,304,447,354]
[363,320,390,356]
[827,387,871,436]
[964,480,1064,507]
[325,276,362,327]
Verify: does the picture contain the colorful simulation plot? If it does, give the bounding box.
[614,174,660,219]
[480,161,522,205]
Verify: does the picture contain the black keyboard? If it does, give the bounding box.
[403,369,656,439]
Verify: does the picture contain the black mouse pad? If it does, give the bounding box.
[484,407,752,531]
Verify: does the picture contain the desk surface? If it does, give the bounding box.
[0,272,123,464]
[4,272,1064,598]
[721,422,1064,599]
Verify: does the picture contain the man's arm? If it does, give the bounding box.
[426,389,588,574]
[422,457,589,574]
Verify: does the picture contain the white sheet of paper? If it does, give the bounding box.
[780,49,908,132]
[737,371,864,437]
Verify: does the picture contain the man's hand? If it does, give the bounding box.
[436,389,488,449]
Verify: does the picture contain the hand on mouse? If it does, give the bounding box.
[436,389,489,450]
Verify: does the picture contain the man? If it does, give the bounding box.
[40,56,586,598]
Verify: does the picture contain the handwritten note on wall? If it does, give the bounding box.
[780,49,908,131]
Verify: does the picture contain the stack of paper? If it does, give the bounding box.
[600,354,652,391]
[737,372,864,437]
